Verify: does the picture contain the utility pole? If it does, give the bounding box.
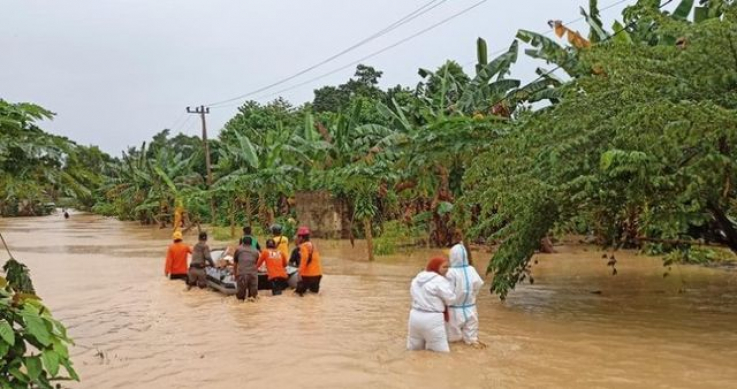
[186,105,215,221]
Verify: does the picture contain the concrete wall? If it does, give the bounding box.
[295,191,343,238]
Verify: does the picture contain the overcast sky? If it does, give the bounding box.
[1,0,632,155]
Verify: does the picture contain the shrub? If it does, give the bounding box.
[0,259,79,388]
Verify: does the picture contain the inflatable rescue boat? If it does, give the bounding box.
[204,249,299,295]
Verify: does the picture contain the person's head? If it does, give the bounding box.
[172,230,183,243]
[297,226,310,242]
[271,224,282,236]
[242,236,253,246]
[243,226,252,236]
[199,231,208,242]
[266,239,276,249]
[452,229,464,245]
[425,257,450,277]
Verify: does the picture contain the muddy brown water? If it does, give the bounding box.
[1,212,736,388]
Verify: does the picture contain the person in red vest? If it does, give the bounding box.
[164,231,191,281]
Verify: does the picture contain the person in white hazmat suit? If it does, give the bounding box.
[407,257,456,353]
[446,241,484,346]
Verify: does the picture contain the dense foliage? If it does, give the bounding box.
[0,100,110,216]
[5,0,735,300]
[465,0,737,297]
[0,246,78,388]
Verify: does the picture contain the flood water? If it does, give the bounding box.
[1,212,736,388]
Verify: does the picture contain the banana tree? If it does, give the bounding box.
[216,126,306,229]
[378,62,512,245]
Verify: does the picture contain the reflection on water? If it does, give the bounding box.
[1,212,736,388]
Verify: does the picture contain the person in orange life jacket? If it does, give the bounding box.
[407,257,456,353]
[256,239,289,295]
[295,226,322,296]
[241,225,261,252]
[164,230,191,281]
[187,231,215,289]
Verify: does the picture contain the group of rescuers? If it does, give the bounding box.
[164,224,322,299]
[165,225,483,353]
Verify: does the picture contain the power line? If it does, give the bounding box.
[255,0,627,103]
[177,114,194,135]
[205,0,450,107]
[223,0,490,107]
[166,111,188,131]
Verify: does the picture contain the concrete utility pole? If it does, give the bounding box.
[186,105,215,220]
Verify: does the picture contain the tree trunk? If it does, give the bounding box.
[463,241,474,265]
[428,164,454,247]
[258,193,268,228]
[229,200,236,239]
[364,218,374,262]
[707,200,737,254]
[540,237,556,253]
[245,195,253,227]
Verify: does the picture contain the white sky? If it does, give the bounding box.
[1,0,633,155]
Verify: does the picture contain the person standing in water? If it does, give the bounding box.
[164,231,191,281]
[234,236,260,301]
[407,257,456,353]
[270,224,290,260]
[241,225,261,252]
[256,239,289,295]
[446,234,485,347]
[188,231,215,289]
[295,226,322,296]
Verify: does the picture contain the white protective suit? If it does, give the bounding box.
[407,271,456,352]
[446,242,484,344]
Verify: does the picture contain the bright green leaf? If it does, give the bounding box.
[0,320,14,346]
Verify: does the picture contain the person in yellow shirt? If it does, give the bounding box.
[270,224,290,260]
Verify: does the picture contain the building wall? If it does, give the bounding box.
[295,191,343,238]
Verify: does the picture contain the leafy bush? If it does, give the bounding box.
[0,260,78,388]
[374,221,423,256]
[210,226,235,242]
[664,246,737,265]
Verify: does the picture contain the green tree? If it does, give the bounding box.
[465,2,737,298]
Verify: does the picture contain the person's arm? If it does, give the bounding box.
[471,269,484,295]
[204,245,214,267]
[298,245,307,275]
[289,248,300,267]
[256,252,267,271]
[434,279,457,306]
[281,252,287,268]
[233,250,239,276]
[445,271,457,291]
[164,247,173,276]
